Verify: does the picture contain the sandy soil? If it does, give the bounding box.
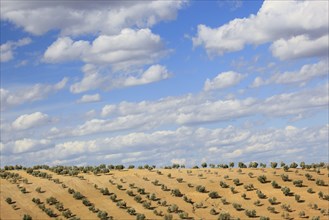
[1,167,328,219]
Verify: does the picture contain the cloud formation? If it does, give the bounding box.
[204,71,245,91]
[77,94,101,103]
[0,38,31,62]
[0,78,68,110]
[193,0,328,58]
[1,1,185,36]
[12,112,50,130]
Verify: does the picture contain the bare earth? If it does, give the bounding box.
[1,167,328,219]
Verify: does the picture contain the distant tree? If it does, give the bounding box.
[23,214,32,220]
[201,162,207,168]
[270,162,278,168]
[290,162,298,168]
[208,191,219,199]
[229,162,234,168]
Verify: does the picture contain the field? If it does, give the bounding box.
[1,165,329,220]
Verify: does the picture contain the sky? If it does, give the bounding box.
[0,0,328,167]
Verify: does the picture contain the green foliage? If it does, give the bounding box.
[270,162,278,168]
[293,180,303,187]
[257,175,267,183]
[218,211,231,220]
[209,191,219,199]
[271,180,280,188]
[23,214,32,220]
[196,185,206,193]
[281,187,290,196]
[6,197,12,204]
[171,188,183,197]
[245,209,256,217]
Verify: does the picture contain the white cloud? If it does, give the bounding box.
[1,1,185,36]
[44,29,167,71]
[70,64,170,93]
[271,34,329,60]
[77,94,101,103]
[43,37,89,63]
[2,124,327,166]
[124,65,170,87]
[60,83,328,137]
[204,71,245,91]
[193,0,328,59]
[12,112,50,130]
[1,138,51,154]
[0,38,31,62]
[1,77,68,110]
[251,60,328,87]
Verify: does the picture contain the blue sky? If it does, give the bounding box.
[1,0,328,167]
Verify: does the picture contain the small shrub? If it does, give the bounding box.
[82,198,92,206]
[178,212,189,219]
[62,209,73,218]
[233,178,241,186]
[136,213,146,220]
[46,196,58,205]
[248,172,253,178]
[257,175,267,183]
[244,183,254,191]
[35,187,42,193]
[171,188,183,197]
[127,208,136,215]
[316,179,325,186]
[260,217,270,220]
[210,208,217,215]
[256,190,266,199]
[241,193,247,199]
[196,185,206,193]
[254,200,262,206]
[23,214,32,220]
[73,191,84,200]
[307,188,314,193]
[281,203,291,212]
[305,173,313,180]
[295,194,301,202]
[6,197,12,204]
[293,180,303,187]
[268,197,277,205]
[219,181,229,188]
[271,180,280,188]
[167,204,179,213]
[245,209,256,217]
[281,174,289,181]
[230,186,235,194]
[117,201,127,209]
[281,187,291,196]
[267,206,276,213]
[299,211,306,218]
[176,178,183,183]
[232,203,242,211]
[218,211,231,220]
[209,191,219,199]
[134,195,142,203]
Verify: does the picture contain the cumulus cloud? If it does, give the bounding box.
[44,29,167,70]
[70,64,170,93]
[0,38,31,62]
[1,138,51,154]
[0,77,68,110]
[251,60,328,87]
[271,35,329,60]
[77,94,101,103]
[1,124,328,166]
[1,1,185,36]
[12,112,50,130]
[204,71,245,91]
[193,0,328,59]
[57,82,328,137]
